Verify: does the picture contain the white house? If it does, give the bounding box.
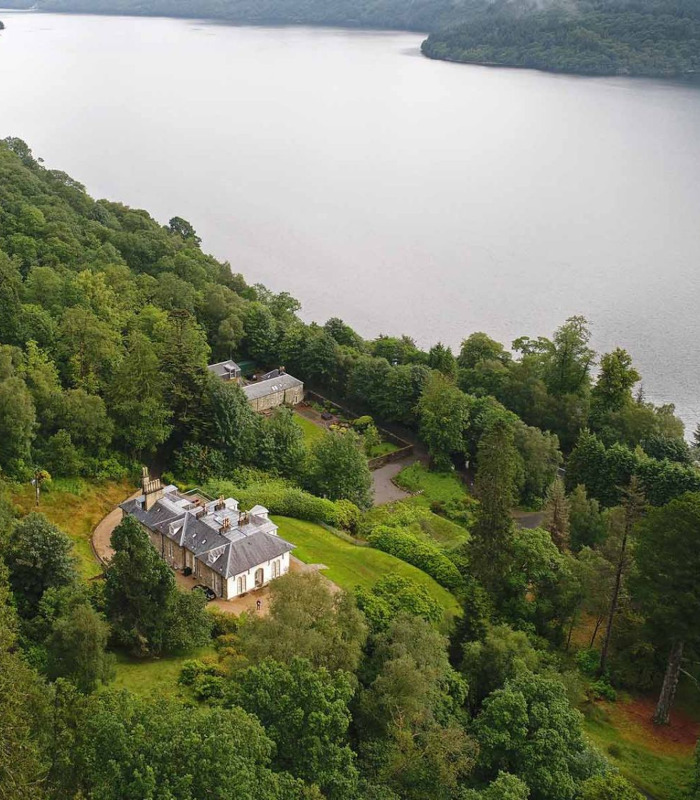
[120,469,294,600]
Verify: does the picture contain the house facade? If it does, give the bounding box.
[120,469,294,600]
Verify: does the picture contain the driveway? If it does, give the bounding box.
[372,458,416,505]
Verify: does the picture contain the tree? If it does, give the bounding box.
[568,484,606,551]
[259,406,306,478]
[458,332,509,369]
[240,572,367,673]
[461,772,529,800]
[304,430,372,509]
[0,376,36,476]
[599,477,645,677]
[206,377,259,466]
[107,331,172,455]
[355,574,443,633]
[461,624,542,712]
[46,602,114,692]
[542,476,570,550]
[591,348,640,416]
[3,513,77,615]
[543,315,595,397]
[62,691,307,799]
[357,615,475,800]
[105,516,211,656]
[470,418,518,592]
[244,301,278,363]
[417,372,471,471]
[168,215,201,243]
[229,657,358,799]
[632,492,700,724]
[427,342,456,377]
[579,773,644,800]
[473,672,594,800]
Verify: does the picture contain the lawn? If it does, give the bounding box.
[273,515,461,628]
[395,463,472,507]
[293,412,325,446]
[111,646,217,697]
[583,691,697,800]
[367,441,400,458]
[11,477,135,578]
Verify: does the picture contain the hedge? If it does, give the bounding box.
[367,525,463,592]
[204,478,360,532]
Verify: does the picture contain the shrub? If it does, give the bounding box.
[368,525,463,591]
[204,478,361,532]
[576,648,600,677]
[590,678,617,702]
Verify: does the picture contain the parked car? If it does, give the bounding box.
[192,584,216,601]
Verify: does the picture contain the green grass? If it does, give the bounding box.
[367,441,400,458]
[293,413,325,446]
[362,502,469,550]
[111,646,217,697]
[583,705,694,799]
[273,515,461,628]
[11,477,135,579]
[395,463,471,506]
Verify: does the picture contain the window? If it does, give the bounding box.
[237,575,246,594]
[272,560,281,578]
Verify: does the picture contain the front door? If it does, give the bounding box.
[255,568,264,588]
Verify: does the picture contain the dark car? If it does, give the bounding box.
[192,584,217,601]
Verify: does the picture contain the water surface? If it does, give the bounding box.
[1,12,699,429]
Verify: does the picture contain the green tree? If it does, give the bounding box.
[46,601,114,692]
[207,376,260,466]
[461,771,529,800]
[62,691,307,799]
[304,430,372,509]
[259,407,306,478]
[105,516,211,656]
[355,574,443,633]
[229,657,358,799]
[542,476,570,551]
[568,484,606,551]
[427,342,456,377]
[543,315,595,398]
[591,348,640,415]
[244,301,278,363]
[240,572,367,673]
[107,331,172,455]
[3,513,77,615]
[458,332,509,369]
[579,773,644,800]
[470,418,518,592]
[417,372,471,471]
[0,375,36,475]
[473,671,594,800]
[632,492,700,724]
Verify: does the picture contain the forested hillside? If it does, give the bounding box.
[422,0,700,77]
[4,0,700,77]
[1,137,700,799]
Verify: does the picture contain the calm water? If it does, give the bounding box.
[1,12,699,430]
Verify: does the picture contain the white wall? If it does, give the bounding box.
[225,551,290,598]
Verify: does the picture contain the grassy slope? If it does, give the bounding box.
[273,515,461,625]
[11,477,135,578]
[583,697,696,799]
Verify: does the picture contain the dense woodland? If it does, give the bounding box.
[1,137,700,799]
[4,0,700,77]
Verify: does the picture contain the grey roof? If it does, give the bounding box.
[207,360,241,378]
[121,491,293,579]
[242,373,303,401]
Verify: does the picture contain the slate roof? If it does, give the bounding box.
[120,489,293,579]
[207,360,241,378]
[242,373,303,401]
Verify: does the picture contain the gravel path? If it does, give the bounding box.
[371,458,416,505]
[91,490,140,565]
